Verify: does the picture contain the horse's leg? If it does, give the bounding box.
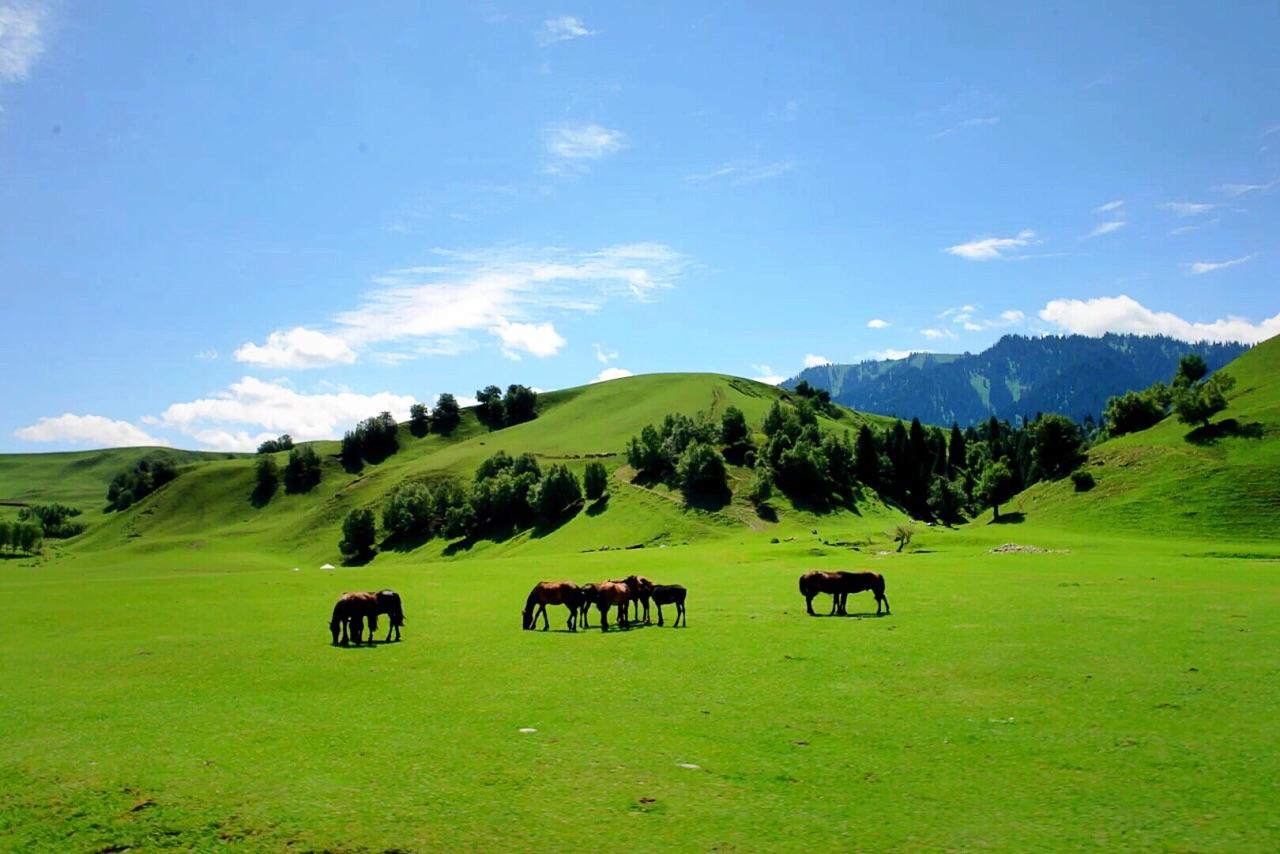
[599,602,609,633]
[880,591,890,615]
[656,602,664,627]
[644,595,651,625]
[679,600,686,627]
[567,604,576,633]
[805,593,816,616]
[828,594,837,616]
[538,603,549,631]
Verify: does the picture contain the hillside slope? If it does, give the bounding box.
[24,374,904,565]
[1012,334,1280,540]
[789,334,1247,426]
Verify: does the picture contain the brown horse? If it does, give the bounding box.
[650,583,687,627]
[576,583,599,628]
[614,575,655,623]
[523,581,584,632]
[373,589,406,642]
[595,581,632,632]
[798,571,890,616]
[330,591,377,646]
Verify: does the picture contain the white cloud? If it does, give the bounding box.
[540,15,595,45]
[1093,199,1125,214]
[544,122,626,166]
[489,318,566,359]
[591,367,634,383]
[1161,201,1219,216]
[867,348,917,361]
[939,305,978,319]
[233,327,357,370]
[920,328,954,340]
[945,230,1038,261]
[0,2,45,82]
[934,116,1000,138]
[1000,309,1025,323]
[14,414,171,448]
[241,243,686,366]
[1186,255,1255,275]
[1169,224,1200,236]
[156,376,417,451]
[1039,294,1280,344]
[1085,220,1127,238]
[866,318,890,329]
[195,349,219,361]
[1214,181,1276,197]
[751,365,784,385]
[803,354,830,368]
[594,343,618,363]
[684,160,795,184]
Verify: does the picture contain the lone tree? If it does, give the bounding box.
[283,446,322,494]
[253,455,280,504]
[977,459,1017,521]
[408,403,430,438]
[1174,353,1209,388]
[583,461,608,501]
[1029,414,1085,481]
[476,385,505,429]
[1173,372,1236,428]
[503,384,539,426]
[339,508,377,559]
[676,441,728,499]
[430,393,461,435]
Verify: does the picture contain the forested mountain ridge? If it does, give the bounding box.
[786,334,1248,426]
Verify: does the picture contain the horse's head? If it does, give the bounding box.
[329,619,341,645]
[521,607,533,630]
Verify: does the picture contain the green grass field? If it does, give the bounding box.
[1,350,1278,851]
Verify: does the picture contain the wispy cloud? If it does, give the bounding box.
[1093,199,1125,214]
[1161,201,1219,216]
[934,116,1000,139]
[14,413,170,448]
[0,1,46,82]
[1186,254,1255,275]
[920,328,956,340]
[751,364,785,385]
[594,343,618,364]
[1169,224,1201,236]
[1040,294,1280,343]
[235,243,688,368]
[945,230,1038,261]
[195,349,219,361]
[539,15,596,45]
[937,304,1024,332]
[543,123,626,172]
[803,354,830,368]
[1085,220,1127,239]
[1262,122,1280,138]
[684,160,795,184]
[1214,180,1277,198]
[866,318,890,329]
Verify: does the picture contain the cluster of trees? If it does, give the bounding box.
[17,503,84,538]
[253,445,322,502]
[625,412,729,499]
[341,412,400,471]
[0,519,43,554]
[789,380,838,417]
[1103,354,1236,437]
[106,456,178,511]
[255,434,294,454]
[476,385,538,430]
[347,451,608,557]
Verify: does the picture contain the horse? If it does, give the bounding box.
[330,591,378,646]
[373,589,406,642]
[522,581,584,632]
[621,575,655,623]
[650,584,687,627]
[576,583,599,628]
[594,581,632,632]
[798,571,890,616]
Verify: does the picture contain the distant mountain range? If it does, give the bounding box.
[784,334,1249,426]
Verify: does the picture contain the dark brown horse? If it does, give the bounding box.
[330,591,377,646]
[650,583,687,627]
[373,589,406,642]
[616,575,655,623]
[595,581,632,632]
[576,583,599,628]
[798,571,890,616]
[523,581,584,632]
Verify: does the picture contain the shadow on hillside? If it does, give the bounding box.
[531,508,577,539]
[1185,419,1265,445]
[755,503,779,523]
[249,484,277,508]
[341,551,376,567]
[684,486,731,513]
[585,495,610,516]
[989,512,1026,525]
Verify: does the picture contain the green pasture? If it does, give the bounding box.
[2,520,1277,851]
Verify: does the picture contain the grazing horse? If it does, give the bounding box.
[650,584,687,627]
[594,581,632,633]
[617,575,655,623]
[373,589,406,642]
[576,583,599,628]
[330,591,378,646]
[522,581,584,632]
[798,571,890,616]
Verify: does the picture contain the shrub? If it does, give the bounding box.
[106,456,178,511]
[534,464,582,519]
[256,434,293,454]
[408,403,430,438]
[283,446,322,494]
[1070,470,1096,492]
[676,441,727,498]
[339,508,377,559]
[18,503,84,538]
[748,467,773,505]
[583,462,608,501]
[252,456,280,504]
[430,393,461,435]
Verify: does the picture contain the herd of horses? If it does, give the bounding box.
[327,570,888,645]
[522,575,688,633]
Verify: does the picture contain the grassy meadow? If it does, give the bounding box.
[2,349,1279,851]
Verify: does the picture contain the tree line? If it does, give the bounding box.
[0,519,43,554]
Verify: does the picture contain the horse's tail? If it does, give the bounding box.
[873,573,885,596]
[393,593,405,627]
[798,574,809,596]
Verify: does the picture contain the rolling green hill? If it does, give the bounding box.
[5,373,905,565]
[1013,334,1280,540]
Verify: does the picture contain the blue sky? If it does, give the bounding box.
[2,1,1278,451]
